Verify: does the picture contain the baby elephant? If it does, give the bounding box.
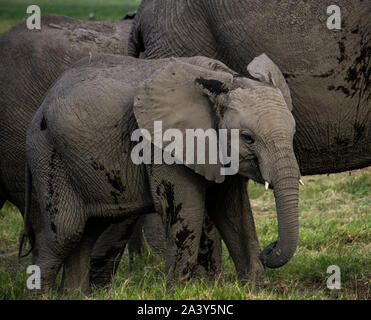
[26,54,300,294]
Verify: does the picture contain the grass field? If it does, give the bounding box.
[0,0,140,33]
[0,0,370,300]
[1,169,370,300]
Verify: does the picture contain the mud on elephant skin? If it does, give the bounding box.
[24,53,300,293]
[127,212,224,283]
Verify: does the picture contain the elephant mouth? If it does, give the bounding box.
[239,158,264,184]
[242,154,258,161]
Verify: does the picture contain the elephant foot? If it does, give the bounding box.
[247,261,266,287]
[90,264,115,289]
[192,265,225,285]
[237,259,266,287]
[164,272,205,290]
[60,261,91,297]
[90,246,125,289]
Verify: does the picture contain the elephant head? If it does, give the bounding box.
[134,54,300,268]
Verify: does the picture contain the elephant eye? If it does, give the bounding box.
[242,133,255,144]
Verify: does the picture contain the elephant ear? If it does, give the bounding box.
[247,53,293,111]
[134,60,234,183]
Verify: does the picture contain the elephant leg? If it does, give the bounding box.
[30,244,63,295]
[60,218,110,295]
[142,212,166,254]
[24,199,43,262]
[165,205,204,284]
[140,210,223,283]
[206,176,265,284]
[128,216,145,268]
[32,225,83,295]
[194,213,223,283]
[89,215,140,288]
[29,172,88,294]
[148,164,206,285]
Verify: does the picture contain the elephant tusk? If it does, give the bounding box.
[299,179,305,186]
[265,181,269,190]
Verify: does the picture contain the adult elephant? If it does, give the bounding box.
[128,0,370,274]
[0,15,130,214]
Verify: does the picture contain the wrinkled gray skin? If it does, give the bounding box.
[25,54,298,293]
[0,15,130,212]
[0,15,140,287]
[0,14,222,288]
[128,0,371,275]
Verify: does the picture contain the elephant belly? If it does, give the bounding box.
[290,73,371,175]
[69,160,154,219]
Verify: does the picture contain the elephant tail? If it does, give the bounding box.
[19,162,34,258]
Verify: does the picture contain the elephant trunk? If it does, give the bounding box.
[260,156,299,268]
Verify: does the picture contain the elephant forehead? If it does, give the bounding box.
[226,88,294,129]
[229,87,287,109]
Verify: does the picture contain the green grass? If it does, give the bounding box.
[0,0,140,33]
[1,169,370,300]
[0,1,370,300]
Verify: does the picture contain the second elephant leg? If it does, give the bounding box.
[61,218,110,294]
[140,210,223,282]
[206,176,265,284]
[127,215,145,268]
[89,215,140,288]
[149,164,206,284]
[194,213,223,282]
